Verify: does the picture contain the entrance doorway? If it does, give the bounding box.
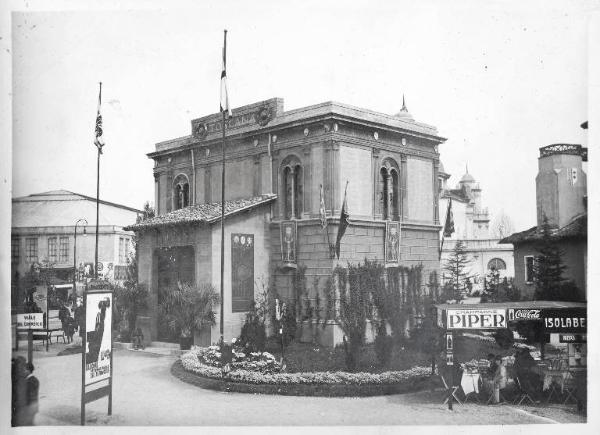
[155,246,195,342]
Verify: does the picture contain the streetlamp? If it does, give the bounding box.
[73,219,88,302]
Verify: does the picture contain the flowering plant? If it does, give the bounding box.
[182,346,432,385]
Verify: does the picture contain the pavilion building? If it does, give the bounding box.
[127,98,447,346]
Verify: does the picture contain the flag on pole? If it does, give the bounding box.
[319,184,327,230]
[335,181,350,259]
[443,198,455,237]
[94,84,104,154]
[220,30,232,118]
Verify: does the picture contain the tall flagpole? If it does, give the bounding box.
[94,82,102,279]
[220,30,227,343]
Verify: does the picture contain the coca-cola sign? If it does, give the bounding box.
[508,309,541,321]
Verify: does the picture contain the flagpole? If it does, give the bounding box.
[94,82,102,279]
[220,30,227,344]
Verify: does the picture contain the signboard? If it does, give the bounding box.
[446,308,507,329]
[508,308,541,321]
[559,334,586,343]
[542,308,586,332]
[84,292,112,385]
[17,313,45,329]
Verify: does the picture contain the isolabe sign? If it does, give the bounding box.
[542,308,586,332]
[16,313,44,329]
[446,309,507,329]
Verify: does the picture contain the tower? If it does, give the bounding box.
[536,144,587,228]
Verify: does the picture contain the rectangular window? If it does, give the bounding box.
[119,237,129,264]
[524,255,535,283]
[59,237,69,262]
[11,238,19,262]
[48,237,58,262]
[26,238,38,263]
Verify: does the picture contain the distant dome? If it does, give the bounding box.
[460,172,476,183]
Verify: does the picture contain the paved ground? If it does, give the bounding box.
[12,342,587,427]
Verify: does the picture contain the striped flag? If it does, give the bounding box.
[220,30,232,118]
[335,181,350,259]
[319,184,327,230]
[94,83,104,153]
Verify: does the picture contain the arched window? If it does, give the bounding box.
[379,159,400,220]
[173,174,190,210]
[487,258,506,271]
[281,156,303,219]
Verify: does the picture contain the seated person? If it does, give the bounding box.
[131,327,145,350]
[513,348,541,396]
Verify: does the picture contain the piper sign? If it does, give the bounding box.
[447,309,507,329]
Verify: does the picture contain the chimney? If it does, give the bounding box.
[536,144,587,228]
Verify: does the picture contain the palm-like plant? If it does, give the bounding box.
[161,282,220,338]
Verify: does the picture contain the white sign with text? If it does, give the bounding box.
[446,309,507,329]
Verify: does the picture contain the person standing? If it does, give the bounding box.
[16,362,39,425]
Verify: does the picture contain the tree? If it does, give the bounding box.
[114,255,149,340]
[137,201,155,223]
[443,240,472,300]
[491,210,515,239]
[113,201,155,339]
[335,264,370,371]
[533,215,567,299]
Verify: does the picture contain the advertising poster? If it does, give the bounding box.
[85,292,112,385]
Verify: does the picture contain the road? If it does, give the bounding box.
[12,343,587,426]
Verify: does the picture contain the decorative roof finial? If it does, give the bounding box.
[401,94,408,112]
[465,163,469,174]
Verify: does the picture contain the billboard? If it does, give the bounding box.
[446,308,507,329]
[84,292,112,385]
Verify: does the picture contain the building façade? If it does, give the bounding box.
[127,98,446,346]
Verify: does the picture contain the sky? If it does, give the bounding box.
[8,0,598,232]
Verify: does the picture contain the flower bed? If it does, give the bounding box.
[175,346,438,396]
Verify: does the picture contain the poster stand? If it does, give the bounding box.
[81,280,113,425]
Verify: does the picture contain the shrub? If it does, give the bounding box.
[238,309,267,352]
[160,282,220,338]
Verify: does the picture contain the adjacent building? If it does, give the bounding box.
[438,166,514,293]
[501,143,587,299]
[127,98,447,346]
[11,190,142,312]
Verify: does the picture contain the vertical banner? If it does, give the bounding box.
[385,221,400,266]
[231,234,254,312]
[280,220,297,266]
[84,292,112,384]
